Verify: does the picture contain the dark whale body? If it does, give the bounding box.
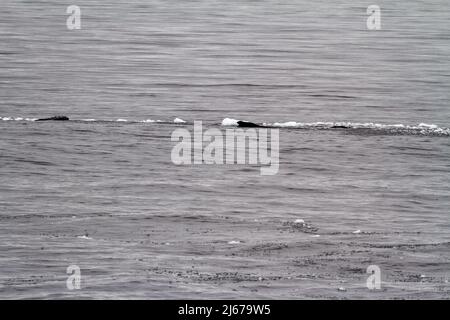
[331,125,349,129]
[237,120,263,128]
[36,116,69,121]
[237,120,349,129]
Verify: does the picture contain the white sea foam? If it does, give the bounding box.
[418,123,438,129]
[174,118,186,123]
[221,118,239,126]
[269,121,448,134]
[116,119,128,122]
[273,121,299,127]
[77,235,92,240]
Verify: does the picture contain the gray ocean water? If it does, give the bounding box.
[1,0,450,299]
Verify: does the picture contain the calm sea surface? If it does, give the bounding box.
[0,0,449,299]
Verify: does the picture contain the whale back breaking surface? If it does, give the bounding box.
[36,116,70,121]
[237,120,263,128]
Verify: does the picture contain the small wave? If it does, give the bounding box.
[222,118,239,126]
[174,117,186,123]
[77,235,92,240]
[1,117,37,121]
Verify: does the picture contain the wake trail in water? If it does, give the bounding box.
[0,116,182,124]
[1,116,449,136]
[222,118,450,136]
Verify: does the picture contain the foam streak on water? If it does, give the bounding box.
[2,116,449,136]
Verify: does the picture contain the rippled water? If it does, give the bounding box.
[0,0,449,299]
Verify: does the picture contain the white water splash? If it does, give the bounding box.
[221,118,239,126]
